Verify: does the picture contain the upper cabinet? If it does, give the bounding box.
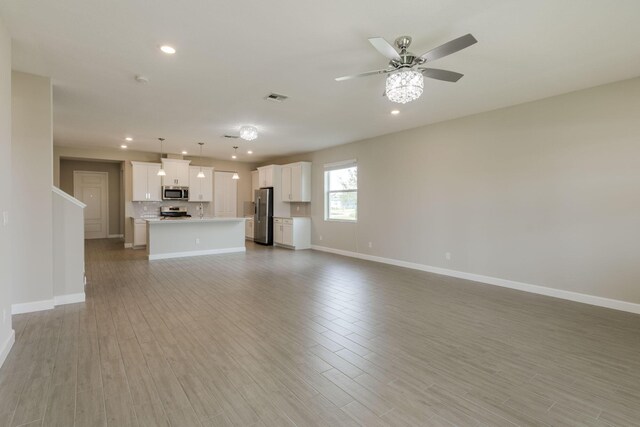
[161,159,191,186]
[131,162,163,201]
[188,166,214,202]
[281,162,311,202]
[257,165,276,188]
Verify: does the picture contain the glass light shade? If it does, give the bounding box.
[239,125,258,141]
[197,170,205,178]
[231,172,240,180]
[157,168,166,176]
[386,69,424,104]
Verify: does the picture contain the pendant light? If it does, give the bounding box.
[231,146,238,159]
[157,138,166,176]
[196,142,206,178]
[232,172,240,180]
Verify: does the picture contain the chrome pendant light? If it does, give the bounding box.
[157,138,166,176]
[197,142,205,178]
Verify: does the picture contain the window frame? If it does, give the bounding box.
[324,160,358,223]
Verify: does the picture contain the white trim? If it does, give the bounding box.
[0,329,15,368]
[52,186,87,208]
[148,247,246,260]
[124,243,133,248]
[311,245,640,315]
[11,299,54,315]
[54,293,85,305]
[108,234,124,238]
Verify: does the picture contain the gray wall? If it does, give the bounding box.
[266,77,640,305]
[11,71,53,306]
[59,159,123,235]
[0,15,13,363]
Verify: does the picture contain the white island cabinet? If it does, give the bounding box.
[145,218,245,260]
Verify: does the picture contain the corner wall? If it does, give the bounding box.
[0,15,14,366]
[266,76,640,307]
[11,71,53,308]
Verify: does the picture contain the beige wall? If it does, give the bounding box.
[0,16,13,362]
[52,189,85,298]
[266,77,640,305]
[54,146,257,244]
[59,159,123,235]
[12,71,53,305]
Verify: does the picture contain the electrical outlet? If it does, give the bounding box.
[368,242,372,248]
[445,252,451,260]
[143,206,147,211]
[296,205,300,212]
[195,238,200,244]
[319,235,323,241]
[2,211,8,226]
[2,308,6,324]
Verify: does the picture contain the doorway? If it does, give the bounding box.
[73,171,108,239]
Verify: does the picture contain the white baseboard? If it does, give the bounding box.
[108,234,124,238]
[12,292,86,315]
[148,247,246,260]
[0,329,15,368]
[11,299,54,314]
[124,243,133,248]
[311,245,640,315]
[54,292,85,305]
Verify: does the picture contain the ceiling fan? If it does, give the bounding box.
[335,33,477,104]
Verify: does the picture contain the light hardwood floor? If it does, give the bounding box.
[1,239,639,426]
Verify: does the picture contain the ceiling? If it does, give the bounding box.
[2,0,640,162]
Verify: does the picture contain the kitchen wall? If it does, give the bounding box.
[59,159,123,236]
[265,76,640,305]
[0,15,13,366]
[11,71,53,307]
[53,146,257,245]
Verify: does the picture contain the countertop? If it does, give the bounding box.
[145,217,246,224]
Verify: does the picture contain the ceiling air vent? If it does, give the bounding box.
[223,134,239,139]
[265,93,288,102]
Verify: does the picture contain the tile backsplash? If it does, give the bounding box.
[128,201,212,219]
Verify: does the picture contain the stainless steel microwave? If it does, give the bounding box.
[162,186,189,201]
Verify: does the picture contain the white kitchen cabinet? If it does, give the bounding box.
[245,218,254,240]
[131,161,162,201]
[273,217,310,249]
[132,218,147,248]
[161,158,191,186]
[281,162,311,202]
[188,166,214,202]
[251,170,259,199]
[257,165,276,188]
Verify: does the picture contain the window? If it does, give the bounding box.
[324,160,357,221]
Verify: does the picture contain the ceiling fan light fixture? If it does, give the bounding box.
[239,125,258,141]
[386,70,423,104]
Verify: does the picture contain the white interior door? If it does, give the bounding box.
[74,171,108,239]
[214,171,237,217]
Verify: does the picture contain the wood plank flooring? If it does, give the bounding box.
[1,238,639,426]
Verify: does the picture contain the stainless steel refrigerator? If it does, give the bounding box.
[254,187,273,245]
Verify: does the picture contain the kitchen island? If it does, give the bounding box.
[145,217,246,260]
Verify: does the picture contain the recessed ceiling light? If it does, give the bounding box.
[121,145,127,149]
[125,137,133,141]
[391,110,400,115]
[181,150,187,155]
[247,150,253,154]
[160,45,176,54]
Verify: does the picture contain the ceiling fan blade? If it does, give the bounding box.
[335,69,392,82]
[420,68,464,82]
[368,37,401,61]
[419,33,477,62]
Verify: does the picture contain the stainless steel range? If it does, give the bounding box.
[160,206,191,219]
